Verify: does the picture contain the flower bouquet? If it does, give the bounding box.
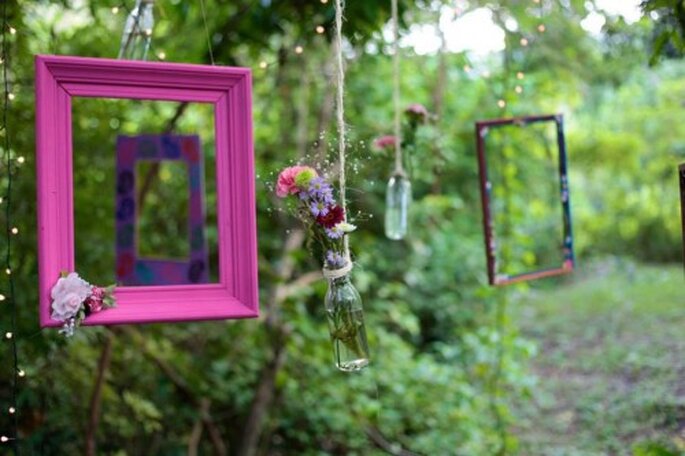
[51,272,116,337]
[374,103,430,240]
[276,166,369,371]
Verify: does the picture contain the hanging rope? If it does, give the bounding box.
[391,0,404,176]
[333,0,351,266]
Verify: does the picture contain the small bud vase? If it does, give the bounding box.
[384,172,412,240]
[324,273,370,372]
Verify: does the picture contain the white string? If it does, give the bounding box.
[334,0,351,265]
[391,0,403,176]
[322,262,353,280]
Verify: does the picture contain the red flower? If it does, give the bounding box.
[316,205,345,228]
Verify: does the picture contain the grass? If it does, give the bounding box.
[510,259,685,455]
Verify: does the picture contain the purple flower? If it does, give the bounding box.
[307,177,334,202]
[309,200,329,217]
[326,250,346,268]
[325,225,344,239]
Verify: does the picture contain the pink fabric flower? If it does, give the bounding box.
[86,287,106,313]
[276,166,314,198]
[51,272,92,321]
[373,135,398,151]
[405,103,429,122]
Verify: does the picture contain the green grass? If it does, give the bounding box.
[511,260,685,456]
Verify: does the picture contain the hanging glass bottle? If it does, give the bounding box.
[385,172,412,240]
[325,273,369,372]
[118,0,155,60]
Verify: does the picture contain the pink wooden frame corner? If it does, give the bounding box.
[35,55,259,327]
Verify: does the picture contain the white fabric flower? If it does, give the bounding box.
[335,222,357,233]
[51,273,91,321]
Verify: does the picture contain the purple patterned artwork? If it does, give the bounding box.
[116,134,209,286]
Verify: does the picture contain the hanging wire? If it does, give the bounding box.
[1,0,19,452]
[199,0,216,65]
[391,0,404,176]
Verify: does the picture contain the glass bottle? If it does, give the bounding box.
[118,0,155,60]
[385,172,412,240]
[325,274,370,372]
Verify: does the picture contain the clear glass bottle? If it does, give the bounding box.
[385,173,412,240]
[325,274,370,372]
[118,0,155,60]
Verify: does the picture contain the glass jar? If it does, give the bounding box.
[384,173,412,240]
[325,274,370,372]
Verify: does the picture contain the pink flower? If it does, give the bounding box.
[86,287,106,313]
[373,135,398,151]
[51,272,91,321]
[405,103,429,122]
[276,166,314,198]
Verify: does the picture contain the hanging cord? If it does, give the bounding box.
[2,0,19,452]
[391,0,404,176]
[199,0,215,65]
[333,0,351,266]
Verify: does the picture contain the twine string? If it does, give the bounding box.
[391,0,403,176]
[334,0,351,266]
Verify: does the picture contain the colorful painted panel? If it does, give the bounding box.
[475,114,575,286]
[116,134,209,286]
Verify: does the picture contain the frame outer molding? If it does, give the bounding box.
[35,55,259,327]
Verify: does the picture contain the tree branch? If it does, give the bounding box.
[85,332,115,456]
[365,427,423,456]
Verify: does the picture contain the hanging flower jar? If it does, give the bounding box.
[276,166,370,371]
[323,262,370,371]
[375,104,430,241]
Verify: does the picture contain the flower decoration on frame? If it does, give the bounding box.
[51,272,116,337]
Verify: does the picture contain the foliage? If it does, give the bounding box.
[0,0,680,455]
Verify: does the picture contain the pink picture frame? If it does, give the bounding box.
[36,55,259,327]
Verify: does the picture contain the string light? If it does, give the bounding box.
[515,85,523,94]
[258,61,267,69]
[111,6,120,14]
[316,25,325,34]
[321,0,328,3]
[2,0,19,448]
[10,227,17,235]
[157,51,166,60]
[294,45,303,54]
[517,71,525,79]
[498,99,506,108]
[0,294,4,301]
[15,156,23,164]
[520,38,529,46]
[17,370,23,378]
[538,24,546,33]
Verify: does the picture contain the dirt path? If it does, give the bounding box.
[510,262,685,455]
